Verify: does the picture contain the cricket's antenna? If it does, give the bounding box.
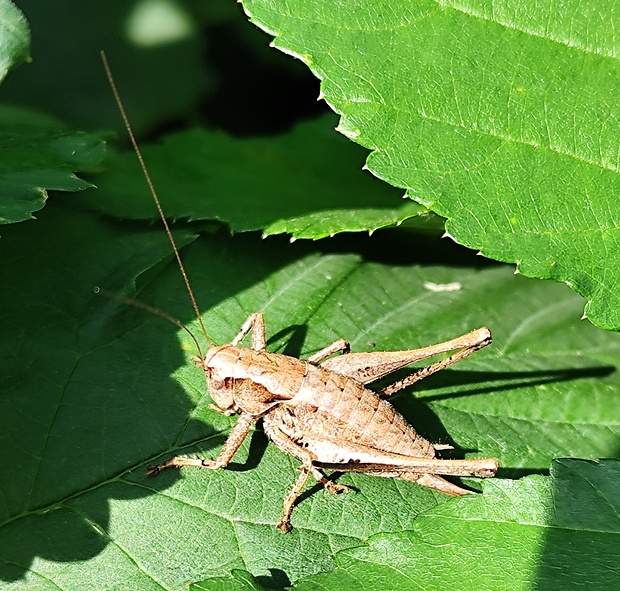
[95,287,205,359]
[100,50,214,347]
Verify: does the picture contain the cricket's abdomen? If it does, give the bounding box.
[275,363,436,460]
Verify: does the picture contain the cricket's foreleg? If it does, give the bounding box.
[379,327,492,398]
[306,339,350,364]
[231,312,266,351]
[146,412,257,475]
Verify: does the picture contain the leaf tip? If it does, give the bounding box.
[335,125,360,140]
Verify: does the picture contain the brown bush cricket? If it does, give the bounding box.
[102,53,499,533]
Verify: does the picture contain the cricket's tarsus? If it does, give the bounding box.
[103,54,499,532]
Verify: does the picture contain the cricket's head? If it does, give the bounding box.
[192,345,235,412]
[193,344,280,415]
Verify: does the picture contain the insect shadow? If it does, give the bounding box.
[417,365,616,403]
[371,363,615,484]
[254,568,292,590]
[267,323,308,358]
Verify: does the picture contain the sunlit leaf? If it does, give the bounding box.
[241,0,620,330]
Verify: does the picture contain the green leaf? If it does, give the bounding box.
[1,203,618,589]
[211,460,616,591]
[0,0,208,135]
[0,0,30,82]
[0,110,107,224]
[191,569,268,591]
[240,0,620,331]
[81,114,423,238]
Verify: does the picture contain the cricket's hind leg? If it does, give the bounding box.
[318,328,491,390]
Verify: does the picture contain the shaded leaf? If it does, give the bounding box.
[82,114,422,238]
[0,109,106,224]
[1,0,209,135]
[195,460,620,590]
[285,460,620,591]
[240,0,620,330]
[0,203,618,589]
[191,569,268,591]
[0,0,30,81]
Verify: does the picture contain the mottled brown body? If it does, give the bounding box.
[209,344,437,458]
[101,55,497,532]
[149,313,498,531]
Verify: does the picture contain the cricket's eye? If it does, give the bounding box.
[211,378,225,389]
